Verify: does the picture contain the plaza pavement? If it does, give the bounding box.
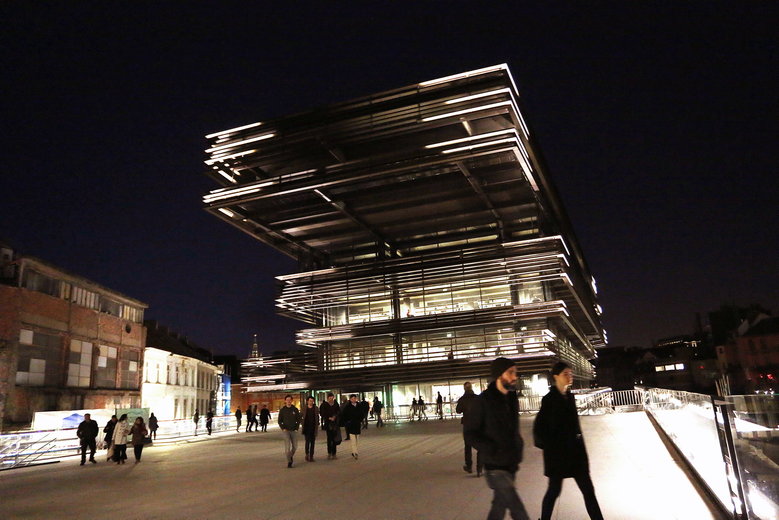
[0,411,726,520]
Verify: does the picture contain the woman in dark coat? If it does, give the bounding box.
[534,361,604,520]
[129,417,148,463]
[301,396,319,462]
[340,394,362,459]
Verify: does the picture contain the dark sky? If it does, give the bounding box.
[2,3,777,356]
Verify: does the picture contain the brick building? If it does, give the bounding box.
[0,245,147,430]
[718,315,779,394]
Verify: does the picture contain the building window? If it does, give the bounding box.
[95,345,118,388]
[21,270,60,297]
[121,305,144,323]
[99,297,122,316]
[16,329,61,386]
[68,339,92,387]
[71,285,99,310]
[119,350,140,389]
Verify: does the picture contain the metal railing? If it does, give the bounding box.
[1,415,242,470]
[640,387,779,520]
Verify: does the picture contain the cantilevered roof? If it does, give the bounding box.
[201,65,568,266]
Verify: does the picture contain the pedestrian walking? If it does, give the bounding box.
[359,397,370,430]
[252,405,260,431]
[129,417,148,463]
[340,394,362,459]
[436,391,444,420]
[410,397,418,421]
[301,396,319,462]
[246,406,254,432]
[464,357,530,520]
[418,396,428,420]
[76,413,99,465]
[259,404,271,432]
[193,410,200,436]
[534,361,605,520]
[148,412,159,440]
[111,414,131,464]
[456,381,482,476]
[278,395,301,468]
[206,410,214,435]
[320,392,341,459]
[103,415,117,461]
[235,407,242,432]
[372,396,384,427]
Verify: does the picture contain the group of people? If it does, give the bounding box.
[276,393,385,467]
[459,357,604,520]
[234,404,271,432]
[78,412,158,466]
[410,391,447,421]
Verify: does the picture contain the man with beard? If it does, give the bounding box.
[464,357,530,520]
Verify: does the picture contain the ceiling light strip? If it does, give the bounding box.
[205,121,263,139]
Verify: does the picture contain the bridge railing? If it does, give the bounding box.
[639,387,778,520]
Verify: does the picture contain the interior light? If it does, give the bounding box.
[444,88,512,105]
[205,121,263,139]
[217,170,237,183]
[205,132,275,153]
[422,101,512,122]
[426,129,516,149]
[418,64,510,88]
[204,149,257,165]
[217,208,235,218]
[441,137,516,155]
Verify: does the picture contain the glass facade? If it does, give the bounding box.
[204,66,605,398]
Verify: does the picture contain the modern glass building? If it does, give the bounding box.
[202,64,606,412]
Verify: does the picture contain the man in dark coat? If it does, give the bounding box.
[319,393,341,459]
[533,361,604,520]
[206,409,214,435]
[235,407,242,432]
[259,404,271,432]
[246,406,254,432]
[464,357,530,520]
[456,381,482,475]
[278,395,301,468]
[77,413,99,465]
[148,413,159,439]
[359,397,370,430]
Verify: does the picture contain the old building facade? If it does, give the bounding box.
[0,248,146,430]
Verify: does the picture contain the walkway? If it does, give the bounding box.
[0,412,725,520]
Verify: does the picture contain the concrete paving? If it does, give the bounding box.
[0,412,726,520]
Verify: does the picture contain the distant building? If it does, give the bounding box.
[202,65,607,410]
[0,245,147,430]
[141,321,219,420]
[718,315,779,394]
[593,346,646,390]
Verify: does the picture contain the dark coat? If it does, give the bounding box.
[278,405,301,431]
[340,402,362,435]
[533,386,589,478]
[77,419,99,441]
[456,389,479,424]
[130,423,148,446]
[259,408,271,425]
[103,420,116,444]
[463,382,524,471]
[320,401,340,430]
[301,405,319,436]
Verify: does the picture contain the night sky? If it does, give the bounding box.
[2,4,777,357]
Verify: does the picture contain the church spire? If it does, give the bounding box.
[250,333,260,358]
